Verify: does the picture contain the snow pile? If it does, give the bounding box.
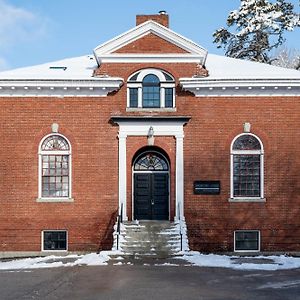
[0,251,115,270]
[159,220,189,252]
[180,252,300,271]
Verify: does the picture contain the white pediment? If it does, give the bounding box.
[93,20,208,65]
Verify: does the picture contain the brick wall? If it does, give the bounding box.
[0,51,299,253]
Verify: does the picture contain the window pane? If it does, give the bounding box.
[142,74,160,108]
[42,155,69,198]
[41,135,69,151]
[233,155,260,197]
[143,86,160,107]
[129,88,138,107]
[143,74,159,84]
[235,231,259,251]
[165,88,173,107]
[233,135,261,150]
[162,72,173,81]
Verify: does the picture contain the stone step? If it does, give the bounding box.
[113,220,188,257]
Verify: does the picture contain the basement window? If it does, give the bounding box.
[43,230,67,251]
[234,230,260,252]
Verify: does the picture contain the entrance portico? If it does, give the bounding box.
[111,116,190,222]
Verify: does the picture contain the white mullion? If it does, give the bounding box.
[127,87,130,107]
[160,87,165,108]
[138,87,142,108]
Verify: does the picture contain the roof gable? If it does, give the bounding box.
[113,32,189,54]
[93,20,207,64]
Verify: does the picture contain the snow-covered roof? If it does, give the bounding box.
[205,54,300,80]
[0,55,123,97]
[0,55,98,80]
[180,53,300,97]
[1,52,299,82]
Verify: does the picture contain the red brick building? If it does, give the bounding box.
[0,13,299,257]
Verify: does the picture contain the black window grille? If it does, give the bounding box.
[43,231,67,250]
[134,152,168,171]
[233,155,260,197]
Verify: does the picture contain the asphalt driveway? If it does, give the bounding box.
[1,264,300,300]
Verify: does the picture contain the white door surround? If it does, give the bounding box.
[111,116,190,221]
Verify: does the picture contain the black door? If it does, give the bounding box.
[134,173,169,220]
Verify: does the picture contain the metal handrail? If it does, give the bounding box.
[116,203,123,250]
[177,202,183,252]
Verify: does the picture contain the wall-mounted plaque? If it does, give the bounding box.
[194,181,220,195]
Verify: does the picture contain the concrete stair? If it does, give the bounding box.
[112,220,188,259]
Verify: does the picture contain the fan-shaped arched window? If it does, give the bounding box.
[230,133,264,200]
[134,152,169,171]
[127,69,175,109]
[38,134,72,200]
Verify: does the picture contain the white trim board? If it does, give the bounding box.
[0,78,123,97]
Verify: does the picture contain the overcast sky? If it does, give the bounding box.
[0,0,300,71]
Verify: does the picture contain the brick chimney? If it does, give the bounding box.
[136,11,169,28]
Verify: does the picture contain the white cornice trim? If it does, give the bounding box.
[93,20,207,65]
[99,54,203,64]
[0,78,123,97]
[180,77,300,97]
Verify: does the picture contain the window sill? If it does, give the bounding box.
[126,107,176,112]
[36,198,74,203]
[234,249,260,253]
[41,250,68,253]
[228,197,266,203]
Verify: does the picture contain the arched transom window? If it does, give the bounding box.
[134,152,169,171]
[127,69,175,109]
[230,133,264,199]
[39,134,71,199]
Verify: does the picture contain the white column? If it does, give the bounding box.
[118,133,128,220]
[175,134,184,221]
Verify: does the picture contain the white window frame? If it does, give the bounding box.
[234,230,261,252]
[41,230,68,252]
[37,133,73,202]
[229,133,265,202]
[127,68,176,109]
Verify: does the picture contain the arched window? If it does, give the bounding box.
[230,133,264,200]
[142,74,160,108]
[38,134,72,200]
[127,69,175,109]
[134,152,169,171]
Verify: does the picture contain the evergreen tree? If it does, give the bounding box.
[271,47,300,69]
[213,0,300,63]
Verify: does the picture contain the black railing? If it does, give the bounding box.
[116,203,123,251]
[177,202,183,252]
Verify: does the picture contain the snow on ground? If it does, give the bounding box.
[180,251,300,271]
[0,251,121,271]
[1,251,300,271]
